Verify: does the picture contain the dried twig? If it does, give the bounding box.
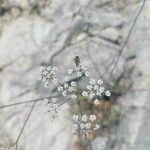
[11,101,36,150]
[76,83,83,116]
[7,97,71,150]
[0,94,61,110]
[108,0,147,80]
[85,47,111,88]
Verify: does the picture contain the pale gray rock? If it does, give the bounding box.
[0,0,150,150]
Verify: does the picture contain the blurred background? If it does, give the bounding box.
[0,0,150,150]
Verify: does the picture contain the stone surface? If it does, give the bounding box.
[0,0,150,150]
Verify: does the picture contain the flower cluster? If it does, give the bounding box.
[72,114,100,134]
[82,79,111,104]
[57,81,78,100]
[44,98,60,119]
[38,57,112,138]
[67,63,90,79]
[38,66,58,87]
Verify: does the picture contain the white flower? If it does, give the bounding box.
[85,71,90,77]
[68,69,73,74]
[47,74,51,79]
[64,83,69,88]
[52,98,57,103]
[44,98,49,104]
[97,79,103,85]
[89,79,96,85]
[73,115,79,121]
[86,79,106,99]
[62,91,67,96]
[87,85,93,90]
[71,95,77,100]
[96,91,102,96]
[80,123,85,129]
[90,115,96,121]
[47,66,51,71]
[37,76,42,81]
[52,66,57,71]
[43,70,47,75]
[70,81,76,87]
[82,91,88,97]
[42,77,46,82]
[94,124,100,130]
[72,114,100,134]
[57,82,77,98]
[94,99,100,105]
[58,86,63,91]
[47,97,60,119]
[105,90,111,97]
[81,64,87,70]
[99,86,105,93]
[75,66,80,71]
[39,66,44,72]
[39,65,57,87]
[85,123,91,129]
[77,71,82,77]
[68,86,74,92]
[82,115,88,122]
[52,103,58,109]
[94,85,99,90]
[89,92,95,99]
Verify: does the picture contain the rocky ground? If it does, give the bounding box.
[0,0,150,150]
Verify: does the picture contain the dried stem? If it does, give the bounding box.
[11,101,36,150]
[58,98,71,107]
[9,97,71,150]
[0,94,61,110]
[76,83,83,116]
[108,0,147,80]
